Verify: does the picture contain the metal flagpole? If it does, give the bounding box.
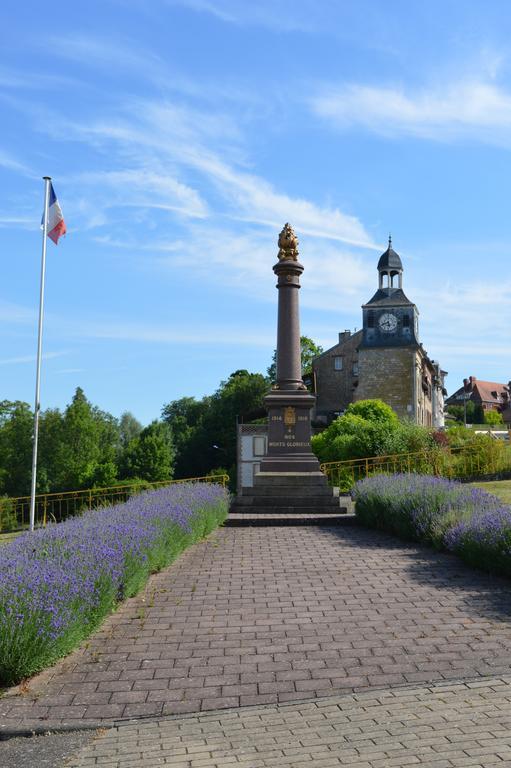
[29,176,51,532]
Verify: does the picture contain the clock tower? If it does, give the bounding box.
[355,238,431,423]
[360,236,419,349]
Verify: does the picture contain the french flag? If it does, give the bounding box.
[45,182,67,244]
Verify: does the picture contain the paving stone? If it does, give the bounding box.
[2,523,511,738]
[64,677,511,767]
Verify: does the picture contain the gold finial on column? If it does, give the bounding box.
[277,223,299,261]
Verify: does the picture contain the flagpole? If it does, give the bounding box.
[29,176,51,532]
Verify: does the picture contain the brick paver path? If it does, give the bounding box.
[66,677,511,767]
[1,525,511,733]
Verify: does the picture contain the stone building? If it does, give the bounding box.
[311,329,363,423]
[313,239,446,427]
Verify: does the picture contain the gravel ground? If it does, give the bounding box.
[0,729,97,768]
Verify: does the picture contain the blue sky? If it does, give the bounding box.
[1,0,511,424]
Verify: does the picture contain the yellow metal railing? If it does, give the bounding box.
[320,445,511,490]
[0,475,229,533]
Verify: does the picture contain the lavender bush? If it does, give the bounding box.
[445,507,511,577]
[352,474,504,546]
[0,483,229,684]
[352,473,511,579]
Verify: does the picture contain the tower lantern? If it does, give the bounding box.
[377,235,403,292]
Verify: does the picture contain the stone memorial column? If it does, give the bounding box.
[259,224,321,474]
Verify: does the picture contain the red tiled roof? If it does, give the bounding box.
[473,380,508,404]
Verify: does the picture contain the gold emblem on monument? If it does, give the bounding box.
[283,407,296,427]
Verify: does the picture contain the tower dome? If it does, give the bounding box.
[377,235,403,290]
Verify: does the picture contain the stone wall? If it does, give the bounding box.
[355,346,435,425]
[313,330,362,421]
[355,347,415,421]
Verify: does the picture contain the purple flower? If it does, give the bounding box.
[0,483,229,683]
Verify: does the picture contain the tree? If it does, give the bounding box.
[121,421,174,481]
[161,370,268,479]
[0,401,33,496]
[446,401,484,424]
[118,412,143,449]
[161,396,211,478]
[484,410,504,425]
[204,370,268,471]
[54,388,119,490]
[38,408,64,493]
[267,336,323,382]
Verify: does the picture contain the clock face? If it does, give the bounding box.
[379,312,398,332]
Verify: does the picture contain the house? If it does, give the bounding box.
[445,377,510,417]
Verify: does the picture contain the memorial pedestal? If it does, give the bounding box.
[230,224,351,525]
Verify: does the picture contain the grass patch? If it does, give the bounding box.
[471,480,511,505]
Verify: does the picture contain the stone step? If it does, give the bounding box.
[254,473,330,487]
[226,513,358,527]
[233,495,342,508]
[229,505,348,515]
[247,485,340,498]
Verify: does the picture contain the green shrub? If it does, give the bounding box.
[484,410,504,425]
[344,399,398,425]
[312,399,435,465]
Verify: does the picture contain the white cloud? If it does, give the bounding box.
[0,215,37,229]
[0,300,36,324]
[82,319,275,347]
[55,368,86,374]
[76,169,209,220]
[311,79,511,143]
[0,148,32,176]
[56,100,376,249]
[169,0,238,23]
[165,0,323,31]
[92,223,376,311]
[48,35,166,84]
[0,351,69,366]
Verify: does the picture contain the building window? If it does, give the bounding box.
[368,311,375,328]
[333,356,343,370]
[253,436,266,456]
[402,314,410,328]
[352,362,359,376]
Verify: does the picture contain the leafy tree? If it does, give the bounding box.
[161,396,211,478]
[483,410,504,425]
[53,388,119,490]
[121,421,174,481]
[118,412,143,448]
[162,370,268,479]
[56,388,97,489]
[267,335,323,381]
[204,369,268,472]
[0,401,33,496]
[38,408,64,493]
[446,401,484,424]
